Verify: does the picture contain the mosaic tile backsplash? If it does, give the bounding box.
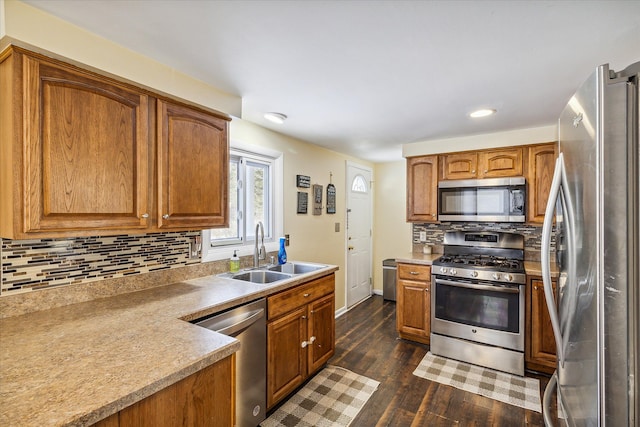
[412,222,555,259]
[1,231,201,295]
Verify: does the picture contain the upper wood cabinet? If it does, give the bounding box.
[478,147,523,178]
[526,143,558,223]
[157,100,228,229]
[406,155,438,222]
[440,152,478,180]
[0,46,230,239]
[441,148,523,180]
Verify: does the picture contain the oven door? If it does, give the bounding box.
[431,276,525,351]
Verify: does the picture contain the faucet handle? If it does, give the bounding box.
[259,245,267,260]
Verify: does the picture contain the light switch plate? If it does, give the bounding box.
[335,223,340,232]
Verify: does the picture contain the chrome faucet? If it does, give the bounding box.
[254,221,266,268]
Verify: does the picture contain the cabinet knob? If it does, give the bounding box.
[484,170,488,174]
[471,169,476,174]
[301,341,308,348]
[303,293,310,297]
[141,213,149,218]
[301,315,307,319]
[425,288,429,292]
[309,336,316,343]
[162,214,170,219]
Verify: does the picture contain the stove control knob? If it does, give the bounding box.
[439,267,448,274]
[492,273,501,281]
[450,269,457,276]
[470,271,478,278]
[504,274,513,282]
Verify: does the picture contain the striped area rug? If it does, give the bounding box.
[261,365,380,427]
[412,352,542,412]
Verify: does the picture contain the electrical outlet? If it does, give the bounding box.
[285,234,290,246]
[419,231,427,242]
[189,235,202,260]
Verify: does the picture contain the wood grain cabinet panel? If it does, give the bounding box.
[525,277,557,374]
[526,143,558,223]
[406,155,438,222]
[441,152,478,180]
[266,274,335,409]
[91,355,234,427]
[157,100,228,229]
[0,46,230,239]
[478,148,523,178]
[396,264,431,344]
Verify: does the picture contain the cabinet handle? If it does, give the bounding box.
[310,310,314,314]
[301,315,307,319]
[141,213,149,218]
[301,341,308,348]
[303,293,310,297]
[410,271,419,275]
[534,285,539,291]
[162,214,170,219]
[309,336,316,343]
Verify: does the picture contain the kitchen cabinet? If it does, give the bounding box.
[440,152,478,180]
[266,274,335,409]
[157,100,228,229]
[396,263,431,344]
[441,148,523,180]
[91,355,235,427]
[406,155,439,222]
[526,142,558,223]
[525,276,557,374]
[0,46,229,239]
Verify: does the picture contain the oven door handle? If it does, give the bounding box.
[435,278,520,294]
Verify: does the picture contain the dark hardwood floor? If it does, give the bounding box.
[328,295,558,426]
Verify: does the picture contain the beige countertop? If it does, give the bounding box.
[0,264,338,427]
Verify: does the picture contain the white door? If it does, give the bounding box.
[346,161,372,308]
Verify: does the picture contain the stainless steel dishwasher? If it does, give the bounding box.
[193,298,266,427]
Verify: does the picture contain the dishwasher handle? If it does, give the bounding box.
[198,308,265,337]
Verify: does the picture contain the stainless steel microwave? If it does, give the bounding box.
[437,177,526,222]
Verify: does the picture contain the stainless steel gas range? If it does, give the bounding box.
[430,231,526,376]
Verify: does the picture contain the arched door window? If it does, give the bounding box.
[351,174,368,193]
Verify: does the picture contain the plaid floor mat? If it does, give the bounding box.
[261,365,380,427]
[413,352,542,412]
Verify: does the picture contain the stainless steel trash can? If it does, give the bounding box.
[382,259,397,301]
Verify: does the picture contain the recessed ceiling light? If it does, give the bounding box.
[469,109,497,118]
[264,112,287,124]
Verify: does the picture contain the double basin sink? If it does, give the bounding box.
[221,262,327,284]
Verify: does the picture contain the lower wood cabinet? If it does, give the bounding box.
[266,274,335,409]
[525,276,557,374]
[396,263,431,344]
[92,355,234,427]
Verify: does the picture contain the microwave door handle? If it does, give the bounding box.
[541,153,564,366]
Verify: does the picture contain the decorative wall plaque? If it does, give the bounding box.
[312,184,323,215]
[296,175,311,188]
[326,183,336,214]
[297,191,308,214]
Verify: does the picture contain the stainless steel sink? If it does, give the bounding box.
[268,262,326,274]
[230,270,293,284]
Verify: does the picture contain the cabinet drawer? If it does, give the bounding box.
[397,264,431,281]
[268,274,334,320]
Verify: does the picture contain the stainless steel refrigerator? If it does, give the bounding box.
[541,61,639,426]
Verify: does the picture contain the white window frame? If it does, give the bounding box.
[201,140,284,263]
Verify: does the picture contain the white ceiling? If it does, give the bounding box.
[24,0,640,162]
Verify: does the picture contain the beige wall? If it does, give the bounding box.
[372,161,412,293]
[403,125,557,157]
[1,0,241,117]
[230,119,373,311]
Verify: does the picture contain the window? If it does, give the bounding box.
[351,174,368,193]
[202,143,283,262]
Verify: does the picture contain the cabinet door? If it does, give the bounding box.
[526,143,558,223]
[308,294,335,374]
[267,306,307,409]
[157,100,228,229]
[527,278,557,372]
[397,279,430,341]
[406,155,438,222]
[22,54,150,234]
[441,152,478,180]
[478,148,523,178]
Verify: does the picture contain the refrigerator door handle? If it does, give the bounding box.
[543,371,559,427]
[542,154,565,365]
